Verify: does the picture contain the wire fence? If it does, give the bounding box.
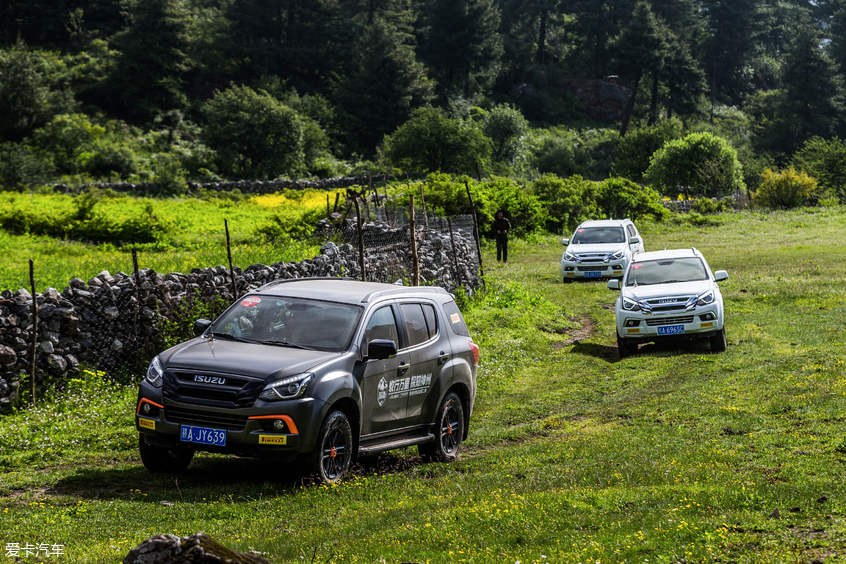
[0,210,483,408]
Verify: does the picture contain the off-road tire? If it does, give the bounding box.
[310,410,353,485]
[617,333,637,359]
[710,327,727,353]
[139,434,194,473]
[419,392,465,463]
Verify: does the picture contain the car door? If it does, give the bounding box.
[358,303,411,435]
[398,301,451,427]
[627,224,645,254]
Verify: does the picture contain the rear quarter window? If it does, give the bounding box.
[441,300,470,337]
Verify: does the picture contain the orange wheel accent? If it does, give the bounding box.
[330,446,337,459]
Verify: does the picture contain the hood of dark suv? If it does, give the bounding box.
[160,337,341,382]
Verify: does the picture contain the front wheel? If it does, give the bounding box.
[710,327,727,352]
[139,434,194,473]
[617,334,637,359]
[419,392,465,462]
[309,410,353,485]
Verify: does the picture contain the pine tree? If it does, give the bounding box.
[609,1,668,136]
[110,0,192,122]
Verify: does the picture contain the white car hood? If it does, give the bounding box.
[622,280,710,301]
[566,243,626,255]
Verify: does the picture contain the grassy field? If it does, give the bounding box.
[1,208,845,563]
[0,190,344,293]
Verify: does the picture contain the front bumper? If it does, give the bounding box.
[617,310,722,344]
[135,382,328,458]
[561,261,625,279]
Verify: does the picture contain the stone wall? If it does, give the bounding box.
[0,223,480,413]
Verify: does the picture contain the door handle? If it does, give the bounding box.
[398,362,409,375]
[438,352,449,365]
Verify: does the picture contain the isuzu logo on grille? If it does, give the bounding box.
[659,299,676,304]
[194,375,227,385]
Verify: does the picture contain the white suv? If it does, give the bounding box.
[560,219,645,281]
[608,248,728,357]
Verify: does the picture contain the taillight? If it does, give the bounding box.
[468,340,479,366]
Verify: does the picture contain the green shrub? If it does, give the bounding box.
[482,104,529,167]
[529,127,618,180]
[645,132,746,197]
[528,174,600,232]
[791,137,846,203]
[31,113,105,174]
[596,177,668,221]
[690,197,729,214]
[613,119,683,183]
[0,142,51,190]
[254,206,328,241]
[755,168,818,209]
[151,153,188,195]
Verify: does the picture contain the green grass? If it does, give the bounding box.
[1,208,846,562]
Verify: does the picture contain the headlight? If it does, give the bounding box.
[610,249,625,261]
[145,356,163,388]
[697,291,714,306]
[563,252,577,262]
[259,373,314,401]
[622,297,641,311]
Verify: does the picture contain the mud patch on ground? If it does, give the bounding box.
[549,315,595,349]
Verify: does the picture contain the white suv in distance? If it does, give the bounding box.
[560,219,645,281]
[608,248,728,357]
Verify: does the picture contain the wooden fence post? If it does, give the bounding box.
[29,259,37,404]
[447,217,462,288]
[352,195,366,281]
[225,219,238,301]
[132,249,148,358]
[464,181,485,286]
[409,195,419,286]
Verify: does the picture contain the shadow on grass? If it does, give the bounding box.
[570,342,620,363]
[571,339,712,363]
[49,451,421,502]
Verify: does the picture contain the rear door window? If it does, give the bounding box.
[441,300,470,337]
[400,303,430,347]
[422,303,438,339]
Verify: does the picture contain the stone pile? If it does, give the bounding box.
[0,223,480,412]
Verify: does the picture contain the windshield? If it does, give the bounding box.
[213,296,362,352]
[572,227,626,244]
[626,258,709,286]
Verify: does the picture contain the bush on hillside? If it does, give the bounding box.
[645,132,745,197]
[528,174,600,232]
[755,168,818,209]
[791,137,846,203]
[613,119,683,183]
[596,178,668,221]
[0,142,51,189]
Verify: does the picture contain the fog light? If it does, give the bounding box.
[565,266,575,272]
[273,419,285,431]
[612,265,621,270]
[142,403,151,414]
[625,319,640,327]
[699,313,716,321]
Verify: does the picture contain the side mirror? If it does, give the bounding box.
[714,270,729,282]
[367,339,397,360]
[630,236,640,245]
[607,279,620,290]
[194,318,212,336]
[561,238,569,246]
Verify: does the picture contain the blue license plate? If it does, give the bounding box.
[584,271,602,278]
[180,425,226,446]
[657,324,685,335]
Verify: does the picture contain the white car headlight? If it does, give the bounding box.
[697,291,715,306]
[259,373,314,401]
[145,356,163,388]
[610,249,625,261]
[622,297,641,311]
[563,252,577,262]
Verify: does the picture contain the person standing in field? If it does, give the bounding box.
[492,210,511,264]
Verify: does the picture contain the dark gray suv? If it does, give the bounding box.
[136,278,478,484]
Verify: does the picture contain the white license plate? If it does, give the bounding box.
[180,425,226,446]
[584,271,602,278]
[657,324,685,335]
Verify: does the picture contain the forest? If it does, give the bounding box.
[1,0,846,206]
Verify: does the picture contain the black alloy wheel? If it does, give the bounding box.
[419,392,464,462]
[710,327,727,352]
[617,333,637,359]
[311,410,353,484]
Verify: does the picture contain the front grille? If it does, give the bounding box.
[164,406,249,431]
[651,304,686,313]
[578,266,607,272]
[646,316,694,327]
[163,371,265,408]
[177,386,238,402]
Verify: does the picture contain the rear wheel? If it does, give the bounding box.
[617,334,637,358]
[138,434,194,473]
[309,410,353,485]
[710,327,727,352]
[419,392,464,462]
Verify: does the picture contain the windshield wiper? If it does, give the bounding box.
[212,332,260,344]
[263,340,316,351]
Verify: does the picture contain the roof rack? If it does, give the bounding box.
[255,276,355,292]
